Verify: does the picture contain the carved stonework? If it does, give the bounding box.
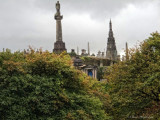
[106,20,117,61]
[53,41,66,54]
[53,1,67,54]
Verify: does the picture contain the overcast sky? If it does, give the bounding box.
[0,0,160,55]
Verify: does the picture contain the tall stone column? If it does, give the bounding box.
[53,1,67,54]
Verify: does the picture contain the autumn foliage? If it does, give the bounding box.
[0,50,110,120]
[1,32,160,119]
[104,32,160,119]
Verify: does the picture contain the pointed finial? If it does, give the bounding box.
[77,46,79,55]
[109,19,112,30]
[126,42,129,60]
[126,42,128,47]
[88,42,90,56]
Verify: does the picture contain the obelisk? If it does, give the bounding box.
[53,1,66,54]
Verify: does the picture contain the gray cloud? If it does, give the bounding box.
[0,0,160,55]
[34,0,152,20]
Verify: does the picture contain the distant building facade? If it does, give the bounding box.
[81,65,97,79]
[73,56,97,79]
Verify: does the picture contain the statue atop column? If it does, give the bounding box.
[55,1,63,21]
[53,1,67,54]
[56,1,60,12]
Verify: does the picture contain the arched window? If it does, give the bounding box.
[88,70,93,77]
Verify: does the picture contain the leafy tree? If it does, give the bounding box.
[104,32,160,119]
[0,50,110,120]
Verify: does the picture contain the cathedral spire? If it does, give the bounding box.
[106,20,117,61]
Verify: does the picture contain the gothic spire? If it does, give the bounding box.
[106,20,117,61]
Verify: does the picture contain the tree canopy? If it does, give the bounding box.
[0,50,110,120]
[1,32,160,119]
[104,32,160,119]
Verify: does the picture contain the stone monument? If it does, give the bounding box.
[53,1,67,54]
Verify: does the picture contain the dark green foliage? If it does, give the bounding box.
[81,56,111,66]
[104,32,160,119]
[0,50,109,120]
[97,67,105,81]
[68,52,77,57]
